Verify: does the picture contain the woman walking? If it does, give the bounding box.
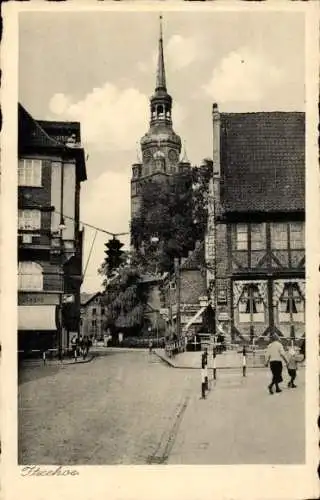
[265,333,288,394]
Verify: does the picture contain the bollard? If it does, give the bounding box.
[42,351,46,366]
[213,348,217,380]
[242,346,246,377]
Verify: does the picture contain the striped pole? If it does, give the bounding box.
[213,347,217,380]
[242,346,246,377]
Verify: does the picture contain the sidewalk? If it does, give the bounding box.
[155,349,267,370]
[20,354,95,367]
[168,368,305,464]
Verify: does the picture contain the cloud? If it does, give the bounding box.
[166,34,198,70]
[202,47,284,107]
[48,83,150,152]
[138,34,199,75]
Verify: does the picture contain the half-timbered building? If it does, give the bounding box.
[211,105,305,344]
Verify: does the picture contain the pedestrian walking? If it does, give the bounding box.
[149,339,153,354]
[71,335,77,360]
[300,338,305,362]
[265,333,288,394]
[287,347,298,388]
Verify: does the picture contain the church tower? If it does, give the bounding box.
[131,16,190,219]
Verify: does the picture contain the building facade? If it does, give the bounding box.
[18,104,87,353]
[160,242,208,338]
[209,105,305,344]
[80,292,105,340]
[130,17,191,221]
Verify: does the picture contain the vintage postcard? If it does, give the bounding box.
[1,1,319,500]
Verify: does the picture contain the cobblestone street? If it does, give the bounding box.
[18,352,305,465]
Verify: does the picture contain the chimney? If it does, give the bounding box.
[212,103,220,178]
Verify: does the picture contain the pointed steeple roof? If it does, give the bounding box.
[155,15,166,92]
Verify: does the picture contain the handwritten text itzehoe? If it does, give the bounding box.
[21,466,79,477]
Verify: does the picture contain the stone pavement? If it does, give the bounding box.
[168,368,305,464]
[18,351,305,465]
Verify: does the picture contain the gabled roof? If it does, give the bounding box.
[18,103,87,182]
[19,104,64,150]
[181,241,205,270]
[80,292,101,306]
[220,112,305,214]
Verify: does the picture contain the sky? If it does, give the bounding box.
[19,10,305,293]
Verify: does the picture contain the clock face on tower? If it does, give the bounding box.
[168,149,178,162]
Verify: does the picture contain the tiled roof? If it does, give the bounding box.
[181,241,205,270]
[220,112,305,213]
[19,104,64,150]
[80,292,101,305]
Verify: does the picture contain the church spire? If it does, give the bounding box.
[156,15,166,92]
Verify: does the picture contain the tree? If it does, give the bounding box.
[131,162,212,273]
[101,266,149,336]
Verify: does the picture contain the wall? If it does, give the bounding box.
[63,162,76,241]
[180,270,206,304]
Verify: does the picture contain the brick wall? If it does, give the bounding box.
[180,270,206,304]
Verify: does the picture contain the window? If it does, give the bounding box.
[290,222,304,250]
[92,319,97,328]
[251,224,265,250]
[238,284,264,323]
[18,261,43,291]
[18,210,41,230]
[236,224,248,250]
[271,223,288,250]
[279,283,304,323]
[18,159,42,187]
[101,307,105,315]
[92,308,96,315]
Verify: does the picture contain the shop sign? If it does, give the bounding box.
[217,312,230,321]
[18,293,59,306]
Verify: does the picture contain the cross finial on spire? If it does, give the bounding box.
[156,15,166,92]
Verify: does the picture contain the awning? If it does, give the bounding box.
[18,305,57,331]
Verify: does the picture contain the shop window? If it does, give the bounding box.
[271,222,288,250]
[18,261,43,291]
[251,224,265,250]
[279,283,304,323]
[18,159,42,187]
[18,209,41,230]
[236,224,248,250]
[290,222,305,250]
[238,284,264,323]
